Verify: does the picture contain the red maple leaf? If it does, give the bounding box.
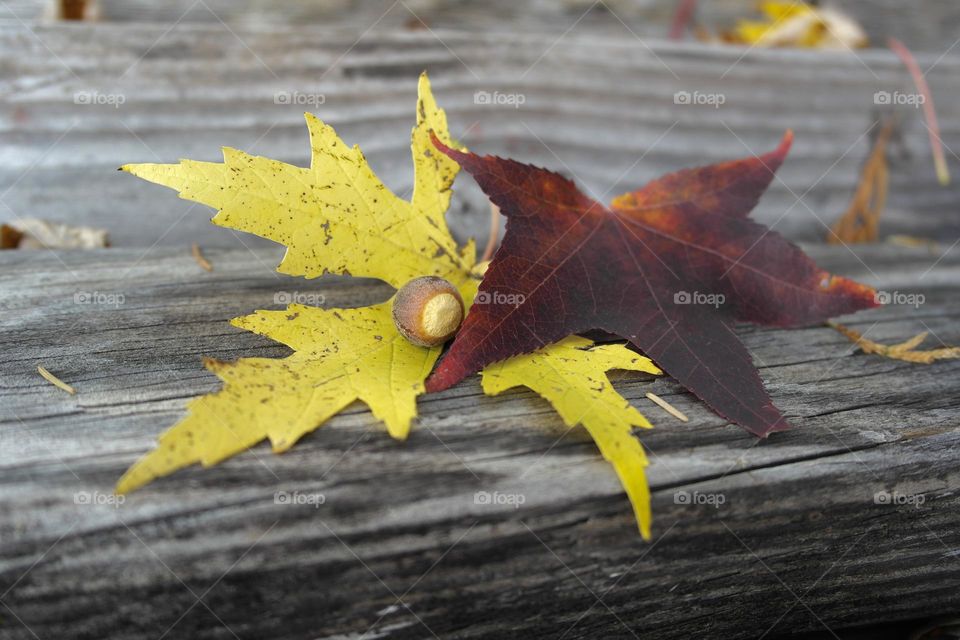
[426,131,879,436]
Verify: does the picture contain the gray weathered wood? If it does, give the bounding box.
[3,5,960,637]
[9,0,960,54]
[1,243,958,639]
[2,20,960,248]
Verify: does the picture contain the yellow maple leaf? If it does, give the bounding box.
[116,303,446,493]
[123,73,474,290]
[118,74,478,493]
[481,336,661,540]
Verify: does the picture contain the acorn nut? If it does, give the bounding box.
[392,276,464,347]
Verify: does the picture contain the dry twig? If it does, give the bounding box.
[191,243,213,272]
[646,392,689,422]
[37,365,76,395]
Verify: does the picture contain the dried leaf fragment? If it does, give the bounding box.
[5,218,109,249]
[728,1,867,49]
[1,224,23,249]
[830,322,960,364]
[829,121,892,244]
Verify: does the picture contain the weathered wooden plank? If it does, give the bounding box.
[9,0,960,54]
[2,21,960,248]
[0,244,958,639]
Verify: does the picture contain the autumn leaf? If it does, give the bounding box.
[729,1,867,50]
[117,73,480,493]
[426,131,880,437]
[123,74,474,290]
[116,303,450,493]
[482,336,661,539]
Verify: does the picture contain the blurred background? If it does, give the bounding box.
[2,0,959,253]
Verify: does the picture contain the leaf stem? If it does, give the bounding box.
[669,0,698,40]
[481,202,501,262]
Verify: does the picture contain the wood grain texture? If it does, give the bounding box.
[1,243,958,639]
[3,5,960,638]
[8,0,960,54]
[1,19,960,249]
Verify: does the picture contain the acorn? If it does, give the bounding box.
[392,276,465,347]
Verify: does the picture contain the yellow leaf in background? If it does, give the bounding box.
[122,72,475,290]
[732,1,867,50]
[481,336,662,539]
